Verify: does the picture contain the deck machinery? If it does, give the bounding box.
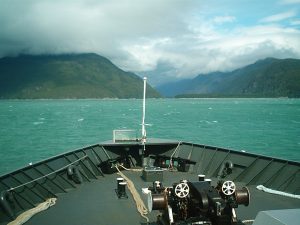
[147,165,250,225]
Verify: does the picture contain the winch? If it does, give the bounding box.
[147,175,250,225]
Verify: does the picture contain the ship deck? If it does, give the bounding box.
[24,170,300,225]
[1,141,299,225]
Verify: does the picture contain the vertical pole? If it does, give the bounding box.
[142,77,147,143]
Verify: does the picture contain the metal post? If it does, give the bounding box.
[141,77,147,144]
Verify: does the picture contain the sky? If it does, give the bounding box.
[0,0,300,85]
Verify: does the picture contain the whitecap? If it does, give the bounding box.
[78,118,84,122]
[33,121,44,125]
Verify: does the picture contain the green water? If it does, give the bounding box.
[0,98,299,175]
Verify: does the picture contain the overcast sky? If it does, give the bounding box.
[1,0,300,85]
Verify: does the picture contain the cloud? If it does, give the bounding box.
[260,10,297,23]
[0,0,194,56]
[213,16,236,25]
[0,0,300,85]
[291,19,300,25]
[134,23,300,85]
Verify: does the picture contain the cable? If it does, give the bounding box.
[8,198,57,225]
[115,165,149,223]
[169,141,182,170]
[256,185,300,199]
[8,155,88,191]
[118,164,143,172]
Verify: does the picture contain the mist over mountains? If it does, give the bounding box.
[157,58,300,98]
[0,54,299,99]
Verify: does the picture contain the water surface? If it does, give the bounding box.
[0,98,299,175]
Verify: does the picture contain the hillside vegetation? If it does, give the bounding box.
[0,53,160,99]
[157,58,300,98]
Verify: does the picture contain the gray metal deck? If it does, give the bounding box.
[24,170,300,225]
[1,141,299,224]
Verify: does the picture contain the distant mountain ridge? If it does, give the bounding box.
[157,58,300,97]
[0,53,160,99]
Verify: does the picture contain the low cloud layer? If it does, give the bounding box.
[1,0,300,85]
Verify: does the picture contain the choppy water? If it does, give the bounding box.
[0,98,299,175]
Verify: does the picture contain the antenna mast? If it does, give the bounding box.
[141,77,147,144]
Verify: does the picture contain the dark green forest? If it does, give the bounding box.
[158,58,300,98]
[0,54,160,99]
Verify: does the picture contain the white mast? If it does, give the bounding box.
[141,77,147,143]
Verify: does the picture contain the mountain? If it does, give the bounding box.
[157,58,300,98]
[0,53,160,99]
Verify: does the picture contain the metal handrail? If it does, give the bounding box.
[8,155,88,191]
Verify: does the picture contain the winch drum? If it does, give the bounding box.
[148,192,167,212]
